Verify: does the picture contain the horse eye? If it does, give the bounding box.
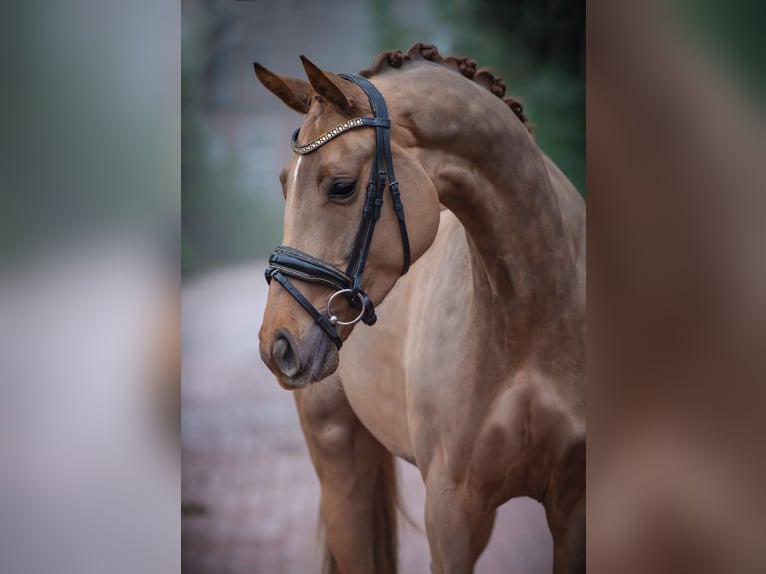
[329,180,357,200]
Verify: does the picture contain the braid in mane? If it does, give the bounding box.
[359,42,531,132]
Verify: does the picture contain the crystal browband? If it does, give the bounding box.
[290,118,365,154]
[290,116,391,155]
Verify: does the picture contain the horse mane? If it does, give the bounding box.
[359,42,531,132]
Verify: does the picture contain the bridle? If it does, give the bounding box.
[264,73,410,349]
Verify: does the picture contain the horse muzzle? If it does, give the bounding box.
[259,324,339,390]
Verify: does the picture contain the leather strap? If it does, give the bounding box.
[361,117,391,128]
[266,269,343,349]
[268,245,377,328]
[339,73,411,276]
[269,246,350,292]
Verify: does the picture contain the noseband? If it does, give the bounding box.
[264,73,411,349]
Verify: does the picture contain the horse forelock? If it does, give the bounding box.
[359,42,531,132]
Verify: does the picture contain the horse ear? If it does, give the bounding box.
[253,62,312,114]
[299,55,352,113]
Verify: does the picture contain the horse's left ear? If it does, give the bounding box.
[300,55,352,113]
[253,62,313,114]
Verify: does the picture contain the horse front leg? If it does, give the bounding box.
[423,471,496,574]
[545,438,585,574]
[294,375,399,574]
[547,492,585,574]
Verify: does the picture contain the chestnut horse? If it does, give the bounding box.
[256,43,585,574]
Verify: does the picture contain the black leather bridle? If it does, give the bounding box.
[264,73,410,349]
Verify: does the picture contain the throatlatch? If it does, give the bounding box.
[264,73,411,349]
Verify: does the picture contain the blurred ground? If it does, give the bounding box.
[182,263,552,573]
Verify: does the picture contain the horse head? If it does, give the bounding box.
[255,56,440,389]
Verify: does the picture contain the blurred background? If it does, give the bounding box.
[3,0,762,572]
[181,0,582,572]
[0,2,180,574]
[181,0,585,277]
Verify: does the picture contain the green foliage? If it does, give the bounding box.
[673,0,766,105]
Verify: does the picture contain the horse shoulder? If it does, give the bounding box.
[462,369,584,505]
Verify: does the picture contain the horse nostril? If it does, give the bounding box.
[272,335,301,377]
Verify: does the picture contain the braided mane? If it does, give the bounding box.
[359,42,531,132]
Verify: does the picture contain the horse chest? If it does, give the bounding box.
[338,328,416,462]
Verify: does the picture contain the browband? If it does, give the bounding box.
[291,117,391,155]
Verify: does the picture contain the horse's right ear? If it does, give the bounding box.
[253,63,313,114]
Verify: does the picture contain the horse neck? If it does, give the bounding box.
[386,67,577,321]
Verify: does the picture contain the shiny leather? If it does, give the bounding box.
[266,269,343,349]
[269,246,350,292]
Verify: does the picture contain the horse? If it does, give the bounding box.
[255,43,585,574]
